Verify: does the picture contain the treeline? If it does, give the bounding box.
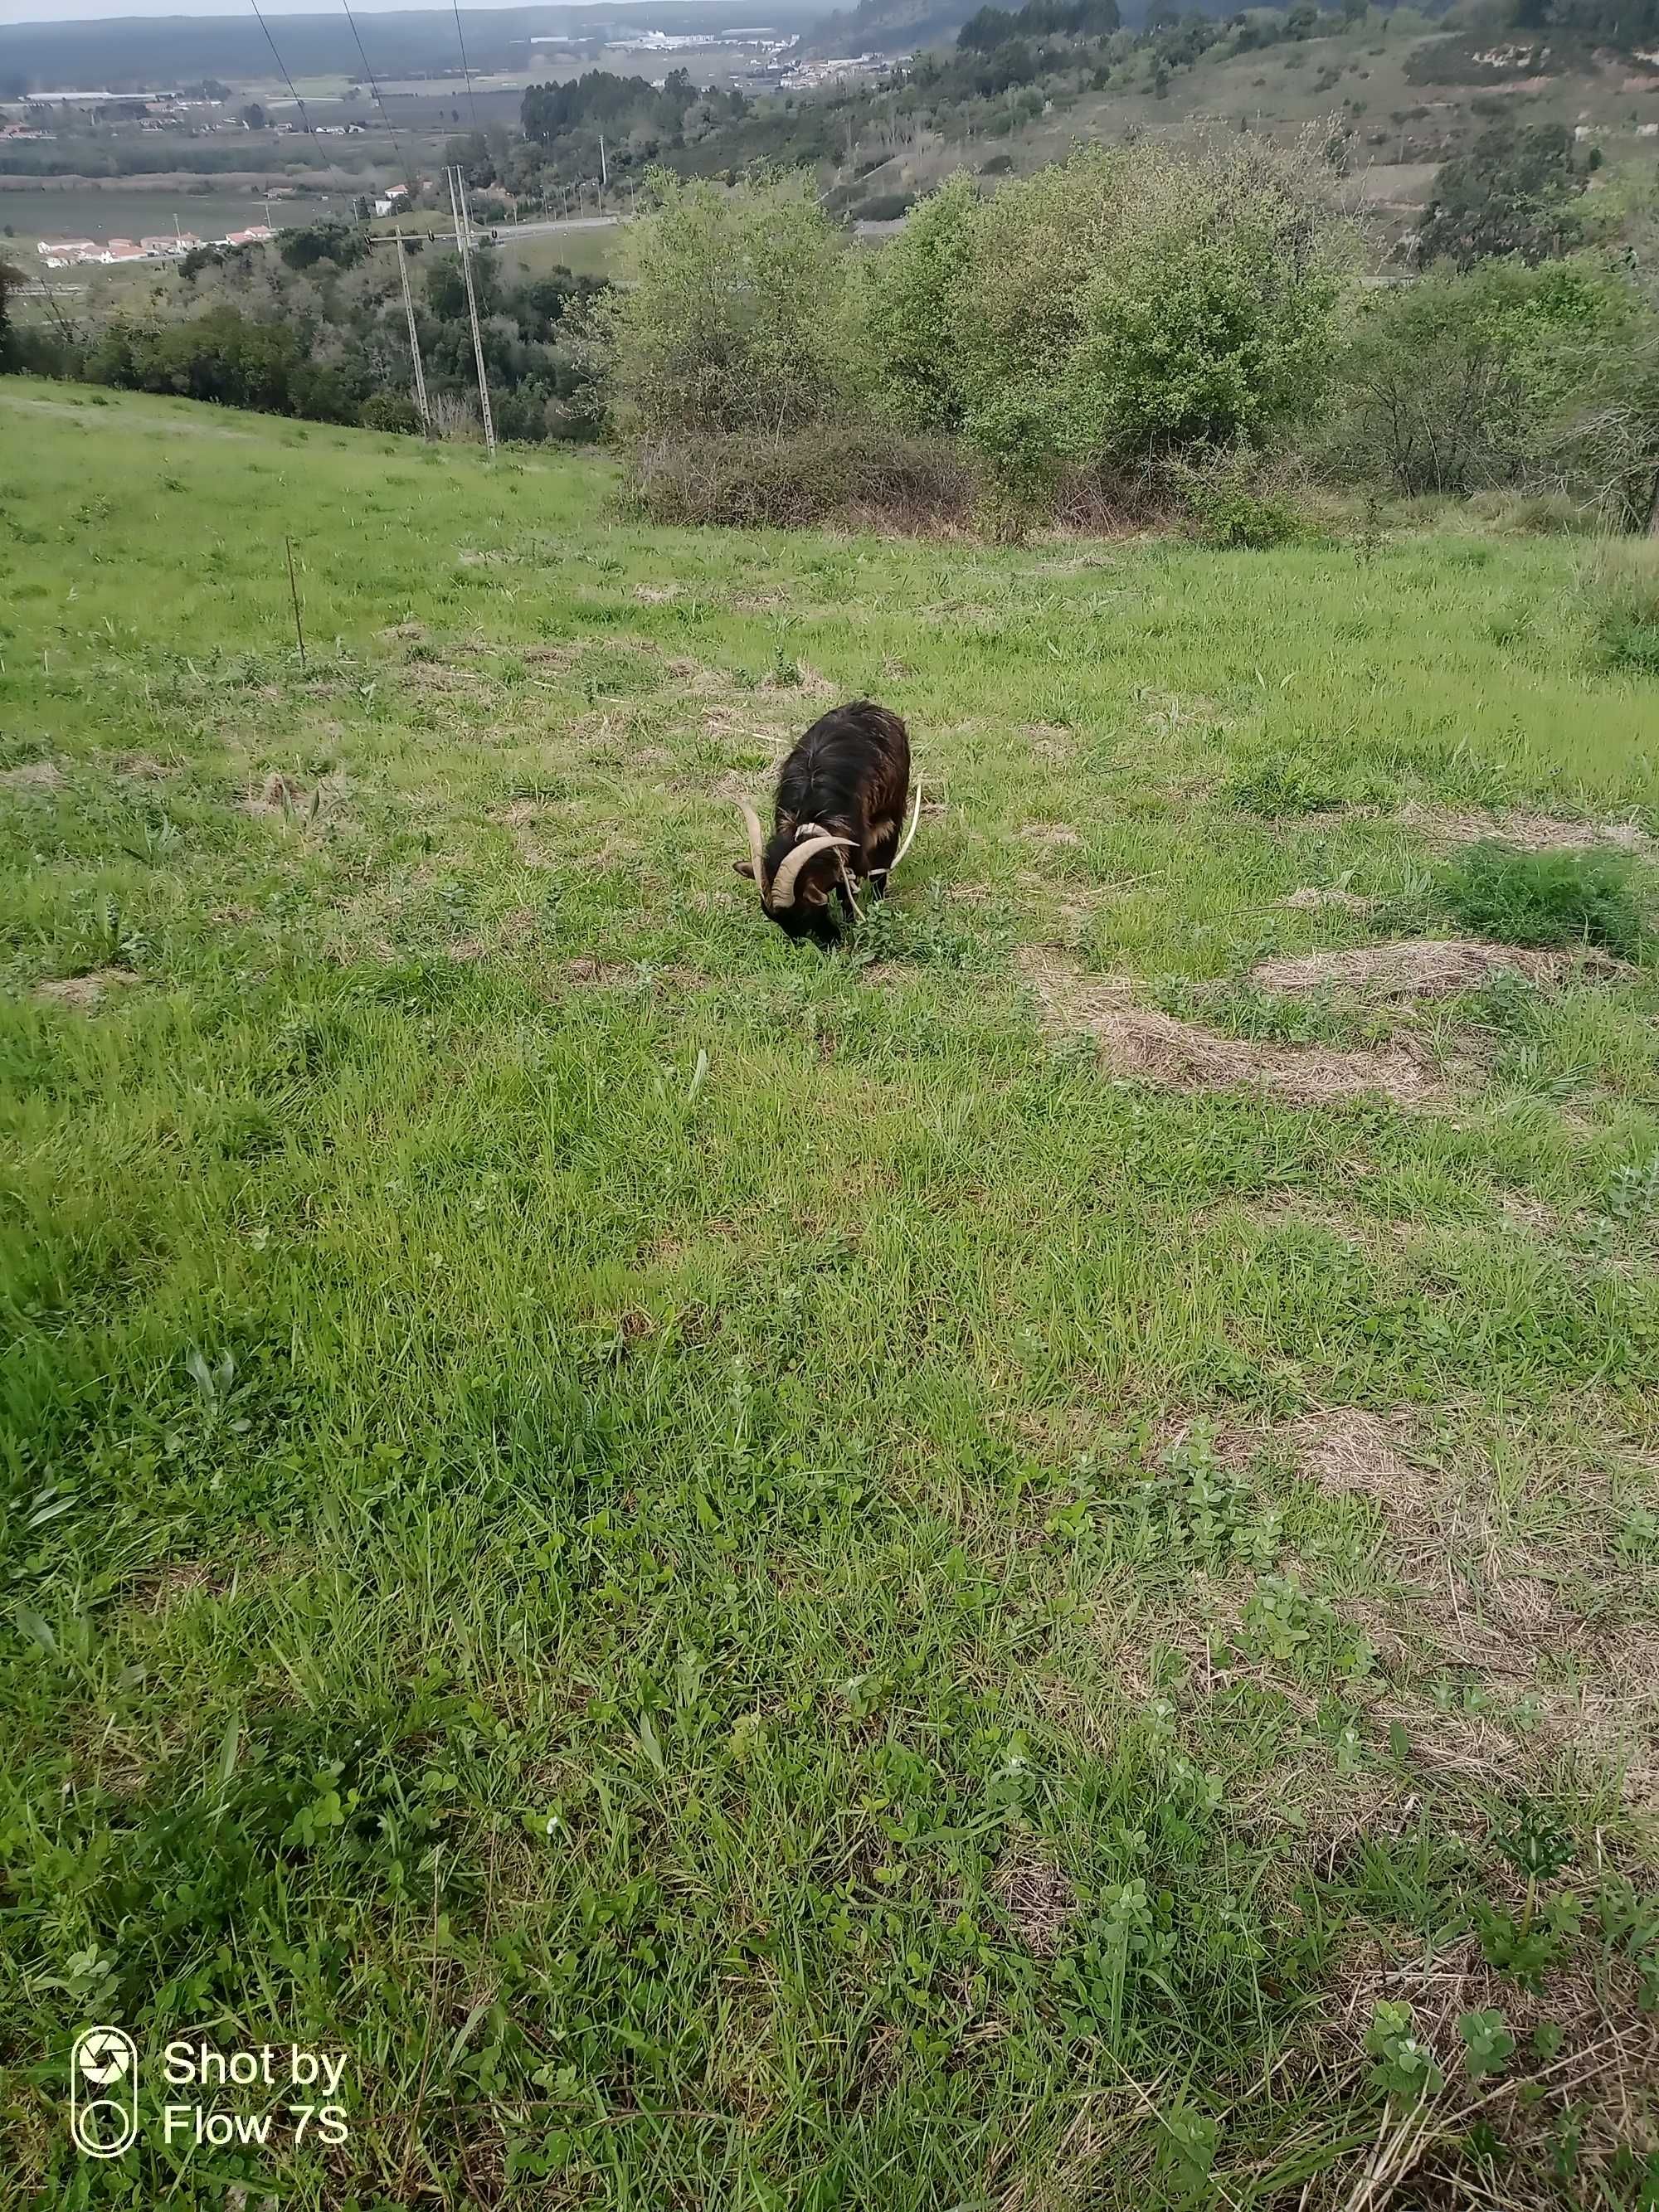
[521,69,708,145]
[4,226,606,443]
[957,0,1120,53]
[0,138,356,180]
[1514,0,1659,35]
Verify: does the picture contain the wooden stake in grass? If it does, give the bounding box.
[285,535,306,669]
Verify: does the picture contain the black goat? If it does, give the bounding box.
[735,700,918,945]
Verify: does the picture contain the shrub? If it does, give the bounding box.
[601,169,857,442]
[858,170,980,435]
[1418,119,1584,271]
[359,390,421,435]
[628,424,977,531]
[868,134,1347,488]
[1439,843,1647,959]
[1169,447,1308,547]
[1329,260,1656,503]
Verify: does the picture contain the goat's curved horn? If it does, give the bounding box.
[770,832,854,910]
[737,800,767,900]
[890,781,923,872]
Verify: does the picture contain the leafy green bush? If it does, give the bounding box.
[359,390,421,435]
[865,135,1345,485]
[1170,449,1307,547]
[858,170,980,436]
[601,169,857,442]
[1329,261,1659,508]
[1439,842,1647,959]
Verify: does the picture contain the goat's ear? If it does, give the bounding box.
[803,882,830,907]
[733,858,758,880]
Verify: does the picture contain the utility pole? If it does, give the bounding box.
[394,225,431,435]
[599,130,608,189]
[446,164,495,457]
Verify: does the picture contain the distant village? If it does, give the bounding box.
[34,224,275,269]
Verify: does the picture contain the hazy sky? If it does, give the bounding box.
[2,0,680,24]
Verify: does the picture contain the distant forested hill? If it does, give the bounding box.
[0,4,820,97]
[800,0,983,58]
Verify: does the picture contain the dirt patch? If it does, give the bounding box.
[493,798,555,829]
[992,1854,1078,1958]
[633,584,680,605]
[32,968,139,1009]
[1281,886,1377,914]
[1396,801,1653,856]
[1248,938,1608,1002]
[1,759,65,792]
[379,620,427,645]
[241,772,315,820]
[1019,948,1443,1106]
[1021,823,1082,850]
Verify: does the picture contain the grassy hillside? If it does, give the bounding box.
[816,11,1658,241]
[2,381,1658,2206]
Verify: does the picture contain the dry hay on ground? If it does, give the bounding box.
[1306,1931,1659,2208]
[1281,886,1377,914]
[1019,948,1442,1106]
[1396,800,1653,856]
[562,957,708,994]
[1019,823,1082,850]
[1,760,64,792]
[990,1854,1078,1959]
[241,771,345,822]
[1267,1407,1658,1807]
[32,968,139,1009]
[1249,938,1615,1002]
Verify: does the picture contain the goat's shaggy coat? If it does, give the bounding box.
[736,701,913,943]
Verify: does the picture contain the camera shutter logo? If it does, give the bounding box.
[71,2026,139,2157]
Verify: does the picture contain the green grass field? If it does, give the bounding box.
[2,379,1658,2209]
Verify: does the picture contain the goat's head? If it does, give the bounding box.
[735,802,854,946]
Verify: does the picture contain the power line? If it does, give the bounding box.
[247,0,315,144]
[246,0,335,216]
[452,0,482,136]
[340,0,414,192]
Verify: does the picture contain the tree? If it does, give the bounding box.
[602,170,857,442]
[443,131,496,189]
[1418,120,1585,270]
[1330,260,1656,509]
[279,221,370,273]
[869,136,1346,485]
[859,170,979,432]
[238,102,266,130]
